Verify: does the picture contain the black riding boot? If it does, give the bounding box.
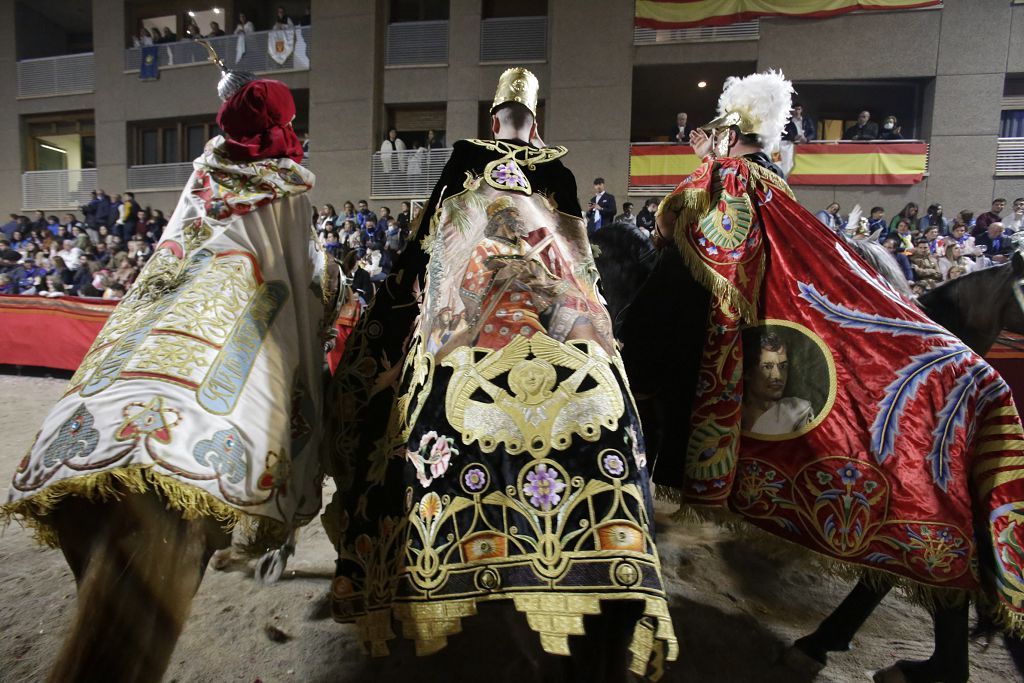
[793,578,891,665]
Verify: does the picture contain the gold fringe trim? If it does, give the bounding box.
[1,466,287,553]
[652,487,1024,637]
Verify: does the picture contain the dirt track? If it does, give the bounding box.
[0,373,1019,682]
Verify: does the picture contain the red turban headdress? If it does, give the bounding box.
[216,79,304,164]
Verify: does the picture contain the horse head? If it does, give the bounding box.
[590,222,657,336]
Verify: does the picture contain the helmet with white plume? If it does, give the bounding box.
[700,70,794,156]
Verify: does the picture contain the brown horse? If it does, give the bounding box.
[592,222,1024,683]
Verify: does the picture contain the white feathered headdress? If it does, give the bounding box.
[702,69,794,150]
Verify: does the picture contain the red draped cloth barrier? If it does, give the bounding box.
[0,295,116,371]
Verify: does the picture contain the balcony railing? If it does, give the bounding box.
[125,26,311,73]
[371,147,452,198]
[127,156,311,191]
[17,52,95,98]
[22,169,98,210]
[480,16,547,62]
[633,20,759,45]
[385,20,448,67]
[628,140,929,195]
[996,138,1024,177]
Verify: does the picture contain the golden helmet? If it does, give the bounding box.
[491,67,539,117]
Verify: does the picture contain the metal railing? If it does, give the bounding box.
[633,20,759,45]
[17,52,95,98]
[480,16,547,62]
[125,26,311,73]
[127,156,311,190]
[371,147,451,198]
[996,138,1024,176]
[22,169,98,210]
[385,20,448,67]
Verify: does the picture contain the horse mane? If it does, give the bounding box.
[590,221,657,268]
[590,222,658,334]
[842,235,916,300]
[918,261,1014,354]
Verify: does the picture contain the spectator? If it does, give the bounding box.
[1,213,18,239]
[133,29,154,47]
[780,103,815,176]
[615,202,637,226]
[946,265,966,280]
[1005,197,1024,233]
[879,115,903,140]
[636,199,658,233]
[39,274,66,298]
[149,28,162,44]
[917,203,947,233]
[300,6,311,26]
[947,222,977,256]
[385,220,402,252]
[0,273,15,295]
[938,242,974,279]
[51,255,73,291]
[922,225,943,255]
[29,210,46,233]
[975,198,1008,237]
[44,215,61,235]
[104,282,127,300]
[867,206,887,236]
[425,129,442,150]
[58,239,82,270]
[316,204,338,234]
[324,231,341,258]
[94,240,111,267]
[355,200,376,228]
[94,189,114,228]
[909,237,942,290]
[888,202,919,235]
[235,13,254,34]
[816,202,842,231]
[161,27,178,43]
[976,221,1012,264]
[208,21,226,37]
[891,218,914,252]
[407,142,425,175]
[843,110,879,141]
[340,201,358,226]
[670,112,690,143]
[380,129,407,174]
[397,201,411,235]
[587,177,616,234]
[273,6,294,29]
[185,19,202,39]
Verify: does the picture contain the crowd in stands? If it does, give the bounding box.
[133,6,310,46]
[812,197,1024,294]
[0,191,165,299]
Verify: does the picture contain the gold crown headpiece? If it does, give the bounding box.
[491,67,539,117]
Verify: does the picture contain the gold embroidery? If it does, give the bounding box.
[442,333,624,458]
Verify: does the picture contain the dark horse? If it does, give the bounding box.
[591,222,1024,683]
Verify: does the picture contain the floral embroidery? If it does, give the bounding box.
[490,161,529,191]
[408,431,460,488]
[419,492,442,521]
[602,451,625,478]
[463,466,488,492]
[523,463,566,511]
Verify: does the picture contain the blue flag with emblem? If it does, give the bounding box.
[140,45,159,81]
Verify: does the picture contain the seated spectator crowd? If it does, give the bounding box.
[0,190,166,299]
[814,197,1024,294]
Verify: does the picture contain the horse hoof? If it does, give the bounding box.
[872,665,909,683]
[255,549,288,584]
[210,548,235,571]
[779,644,826,675]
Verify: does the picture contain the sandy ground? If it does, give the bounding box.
[0,372,1020,683]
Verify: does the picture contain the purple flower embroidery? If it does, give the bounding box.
[603,452,625,477]
[491,162,528,190]
[837,464,862,486]
[706,245,719,256]
[523,463,566,512]
[464,467,488,492]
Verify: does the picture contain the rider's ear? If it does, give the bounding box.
[1014,251,1024,277]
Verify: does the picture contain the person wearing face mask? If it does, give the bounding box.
[1004,197,1024,233]
[879,115,903,140]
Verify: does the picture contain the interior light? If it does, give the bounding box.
[188,11,196,17]
[213,7,222,13]
[697,81,707,88]
[40,143,67,154]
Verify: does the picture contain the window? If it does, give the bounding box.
[130,118,218,165]
[482,0,546,18]
[390,0,449,22]
[22,111,95,171]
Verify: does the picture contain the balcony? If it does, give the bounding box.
[633,20,759,45]
[370,147,452,199]
[385,20,448,67]
[21,169,97,211]
[480,16,547,63]
[125,26,311,74]
[628,140,930,195]
[127,157,311,191]
[17,53,95,99]
[996,138,1024,177]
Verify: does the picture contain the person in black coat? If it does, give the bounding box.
[586,177,616,234]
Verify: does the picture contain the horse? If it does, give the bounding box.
[592,221,1024,683]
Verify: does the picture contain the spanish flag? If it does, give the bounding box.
[635,0,942,29]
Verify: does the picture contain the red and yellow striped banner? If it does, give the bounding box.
[0,295,115,370]
[635,0,942,29]
[628,142,928,190]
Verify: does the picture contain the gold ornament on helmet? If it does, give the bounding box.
[698,70,795,157]
[491,67,539,117]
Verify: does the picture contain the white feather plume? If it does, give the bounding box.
[716,69,795,150]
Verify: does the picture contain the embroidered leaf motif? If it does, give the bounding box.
[797,282,952,339]
[927,363,990,491]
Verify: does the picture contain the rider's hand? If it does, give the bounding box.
[689,129,713,158]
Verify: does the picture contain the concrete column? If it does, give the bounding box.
[308,0,383,205]
[546,2,635,207]
[0,0,20,211]
[445,0,482,141]
[92,0,128,198]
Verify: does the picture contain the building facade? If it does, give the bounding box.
[2,0,1022,219]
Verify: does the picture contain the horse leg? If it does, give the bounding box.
[560,600,646,683]
[873,601,969,683]
[47,491,229,683]
[786,578,891,670]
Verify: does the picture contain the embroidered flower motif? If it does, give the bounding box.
[523,463,567,512]
[419,491,442,521]
[728,249,742,260]
[463,467,488,492]
[837,464,862,486]
[409,431,459,488]
[706,245,719,256]
[626,425,646,470]
[602,452,625,477]
[491,161,528,190]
